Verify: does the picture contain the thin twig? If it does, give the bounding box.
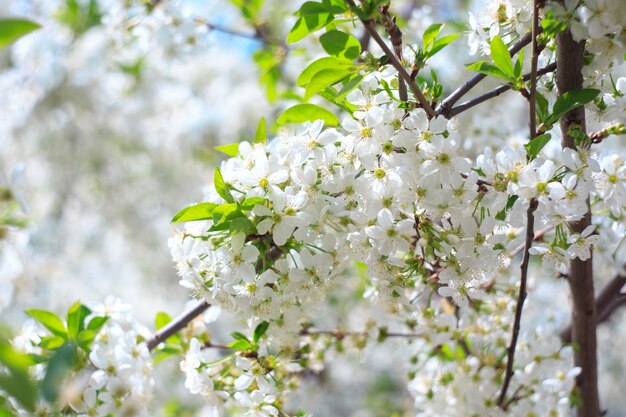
[446,63,557,118]
[498,198,538,408]
[436,32,534,118]
[498,6,541,407]
[379,5,407,101]
[146,300,211,351]
[345,0,435,117]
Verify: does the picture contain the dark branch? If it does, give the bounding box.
[498,198,538,408]
[446,62,557,118]
[146,300,211,351]
[561,273,626,343]
[436,32,533,118]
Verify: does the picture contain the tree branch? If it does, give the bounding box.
[561,273,626,343]
[498,198,538,408]
[446,62,557,118]
[557,11,602,416]
[146,300,211,351]
[345,0,435,117]
[436,32,533,118]
[379,5,407,101]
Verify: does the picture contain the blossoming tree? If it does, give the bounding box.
[1,0,626,416]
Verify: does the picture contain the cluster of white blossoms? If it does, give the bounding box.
[169,66,607,413]
[11,297,154,417]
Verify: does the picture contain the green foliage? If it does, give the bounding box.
[297,57,354,87]
[319,30,361,59]
[0,338,38,412]
[25,310,68,339]
[546,89,600,126]
[466,36,524,89]
[41,343,78,403]
[287,1,346,44]
[413,23,460,70]
[495,195,519,221]
[277,104,339,126]
[524,133,552,160]
[55,0,101,34]
[215,143,241,157]
[304,67,354,100]
[253,321,270,344]
[254,117,268,144]
[229,0,265,21]
[214,167,235,203]
[0,18,41,49]
[66,302,91,340]
[171,202,219,223]
[253,48,282,103]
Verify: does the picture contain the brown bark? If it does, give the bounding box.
[556,28,601,417]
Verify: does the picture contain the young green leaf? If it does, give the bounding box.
[230,217,257,235]
[466,61,514,82]
[524,133,552,160]
[171,202,219,223]
[304,67,353,100]
[547,88,600,125]
[25,310,67,339]
[422,23,443,50]
[241,197,267,211]
[86,316,109,332]
[277,104,339,126]
[0,18,41,49]
[336,74,364,101]
[41,343,78,403]
[227,339,253,351]
[212,203,240,224]
[215,143,240,157]
[253,321,270,344]
[66,303,91,340]
[320,29,361,59]
[428,33,460,57]
[535,92,549,125]
[155,312,173,330]
[214,167,235,203]
[490,36,515,78]
[254,117,267,143]
[287,2,334,44]
[297,56,353,87]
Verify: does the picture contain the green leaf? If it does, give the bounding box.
[172,202,219,223]
[0,18,41,49]
[304,67,353,100]
[428,33,460,57]
[297,56,353,87]
[231,332,250,342]
[230,217,257,234]
[320,30,361,59]
[214,167,235,203]
[41,343,78,403]
[253,321,270,344]
[66,302,91,340]
[287,2,335,44]
[241,197,267,211]
[212,203,240,224]
[227,339,253,351]
[495,195,519,221]
[514,46,524,79]
[76,330,97,350]
[336,74,364,101]
[39,335,65,350]
[86,316,108,332]
[422,23,443,50]
[535,92,549,124]
[0,341,35,372]
[466,61,513,82]
[490,35,515,78]
[155,312,172,330]
[524,133,552,160]
[0,366,37,412]
[215,143,240,157]
[277,104,339,126]
[25,310,67,339]
[547,88,601,125]
[254,117,267,144]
